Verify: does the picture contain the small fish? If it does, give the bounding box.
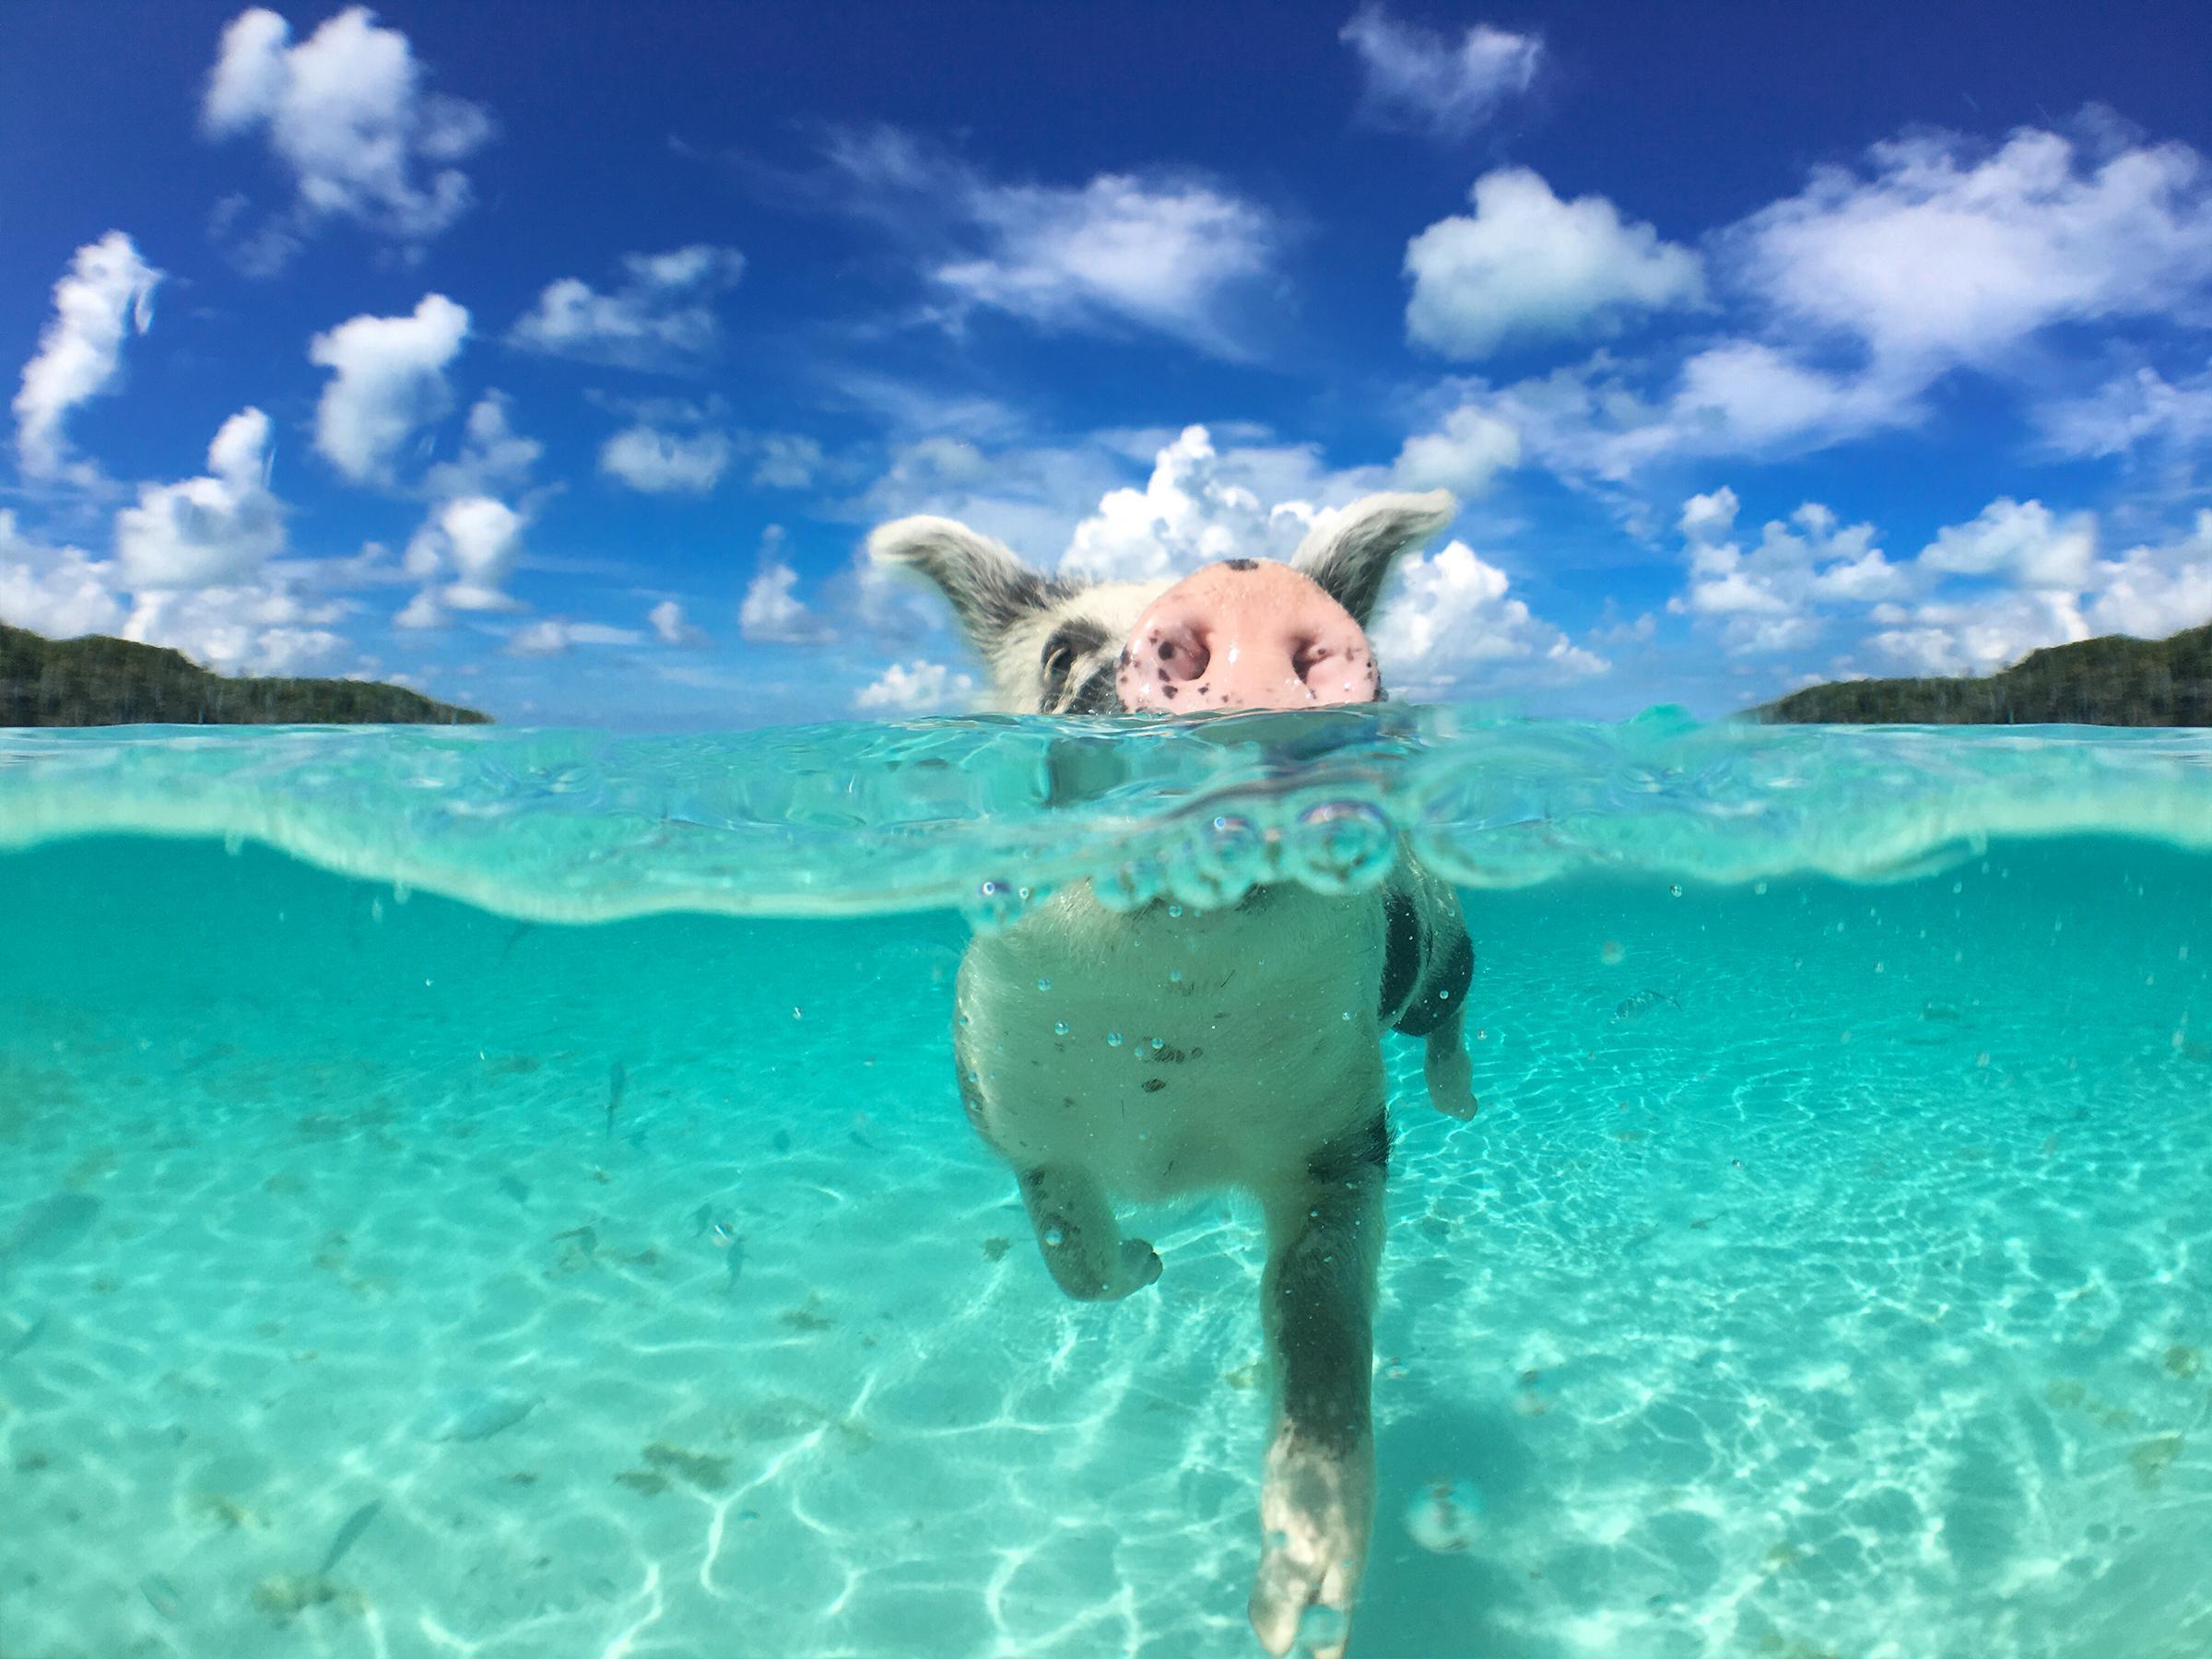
[427,1387,539,1443]
[712,1220,746,1290]
[606,1062,627,1141]
[496,1173,530,1206]
[1,1312,51,1364]
[0,1194,100,1284]
[317,1499,382,1575]
[139,1572,182,1620]
[552,1225,597,1258]
[1611,990,1681,1023]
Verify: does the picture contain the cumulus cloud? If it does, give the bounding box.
[395,493,524,626]
[817,129,1284,358]
[1392,403,1520,494]
[1669,484,2212,683]
[507,618,644,657]
[599,425,731,493]
[1369,539,1606,695]
[507,246,746,371]
[115,407,287,588]
[1916,498,2096,590]
[1726,119,2212,376]
[853,658,975,712]
[1669,488,1907,654]
[201,6,492,270]
[739,530,827,643]
[1339,7,1541,140]
[124,581,350,677]
[0,512,125,639]
[647,599,706,646]
[1406,168,1703,359]
[12,231,163,482]
[423,391,541,499]
[308,294,469,484]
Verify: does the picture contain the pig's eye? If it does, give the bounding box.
[1041,638,1077,694]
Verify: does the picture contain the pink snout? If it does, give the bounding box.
[1116,559,1381,713]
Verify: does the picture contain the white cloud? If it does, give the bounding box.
[12,231,163,481]
[740,533,826,643]
[424,391,541,499]
[599,425,731,493]
[751,432,824,489]
[2087,512,2212,638]
[1392,403,1520,494]
[1727,120,2212,376]
[1339,7,1541,140]
[1406,168,1703,359]
[1670,490,1906,654]
[308,293,469,484]
[820,130,1282,357]
[1915,498,2095,590]
[854,658,975,712]
[115,407,287,588]
[507,246,745,371]
[2036,360,2212,458]
[1670,486,2212,683]
[395,493,524,626]
[507,618,644,657]
[647,598,706,646]
[201,6,491,269]
[1369,539,1606,695]
[124,580,349,677]
[0,513,125,639]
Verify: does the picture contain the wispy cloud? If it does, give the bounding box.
[1339,7,1541,141]
[507,246,746,372]
[12,232,163,483]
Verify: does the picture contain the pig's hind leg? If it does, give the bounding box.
[1247,1112,1387,1659]
[1016,1165,1163,1302]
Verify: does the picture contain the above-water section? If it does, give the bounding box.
[0,715,2208,1657]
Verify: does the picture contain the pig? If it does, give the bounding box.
[867,490,1477,1658]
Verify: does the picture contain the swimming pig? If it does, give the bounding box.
[869,490,1477,1658]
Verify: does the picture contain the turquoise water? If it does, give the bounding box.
[2,714,2209,1658]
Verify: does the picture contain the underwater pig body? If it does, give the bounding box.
[871,491,1478,1658]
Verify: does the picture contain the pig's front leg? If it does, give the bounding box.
[1248,1112,1386,1659]
[1016,1165,1163,1302]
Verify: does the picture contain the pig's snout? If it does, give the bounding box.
[1116,559,1380,713]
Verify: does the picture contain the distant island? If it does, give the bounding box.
[1751,623,2212,726]
[2,623,488,726]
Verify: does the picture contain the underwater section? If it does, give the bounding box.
[1,810,2207,1656]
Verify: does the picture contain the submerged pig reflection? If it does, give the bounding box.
[869,491,1478,1658]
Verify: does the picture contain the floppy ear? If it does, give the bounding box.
[867,515,1076,657]
[1289,489,1457,625]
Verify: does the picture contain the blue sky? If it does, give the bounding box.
[5,1,2212,726]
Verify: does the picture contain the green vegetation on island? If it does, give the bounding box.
[1751,624,2212,726]
[2,624,488,727]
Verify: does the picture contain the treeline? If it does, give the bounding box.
[1,624,488,726]
[1752,624,2212,726]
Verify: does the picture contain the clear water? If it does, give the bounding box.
[1,713,2208,1659]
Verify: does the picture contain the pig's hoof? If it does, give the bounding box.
[1115,1239,1163,1297]
[1424,1043,1478,1121]
[1249,1442,1366,1659]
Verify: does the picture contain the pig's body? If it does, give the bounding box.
[870,491,1477,1658]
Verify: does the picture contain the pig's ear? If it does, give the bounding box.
[867,515,1073,654]
[1289,489,1457,626]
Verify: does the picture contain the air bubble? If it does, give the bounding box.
[1149,1037,1164,1050]
[1107,1031,1124,1048]
[1036,977,1053,992]
[1168,969,1184,983]
[1053,1020,1070,1036]
[1043,1227,1065,1247]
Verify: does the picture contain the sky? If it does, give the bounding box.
[5,0,2212,727]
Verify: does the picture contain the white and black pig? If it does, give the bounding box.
[868,490,1478,1658]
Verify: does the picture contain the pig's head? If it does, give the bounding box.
[866,489,1456,715]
